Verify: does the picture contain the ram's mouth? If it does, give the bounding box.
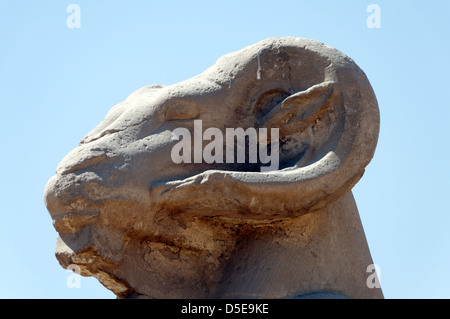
[52,210,100,233]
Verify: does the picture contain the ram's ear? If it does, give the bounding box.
[262,81,336,139]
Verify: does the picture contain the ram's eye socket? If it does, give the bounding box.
[253,88,292,118]
[165,103,200,121]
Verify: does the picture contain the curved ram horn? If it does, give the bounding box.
[151,38,379,218]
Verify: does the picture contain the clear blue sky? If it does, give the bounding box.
[0,1,448,299]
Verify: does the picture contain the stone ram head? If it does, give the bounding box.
[44,37,379,298]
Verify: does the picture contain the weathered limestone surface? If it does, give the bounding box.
[44,37,382,298]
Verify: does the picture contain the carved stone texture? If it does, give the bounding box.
[44,37,382,299]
